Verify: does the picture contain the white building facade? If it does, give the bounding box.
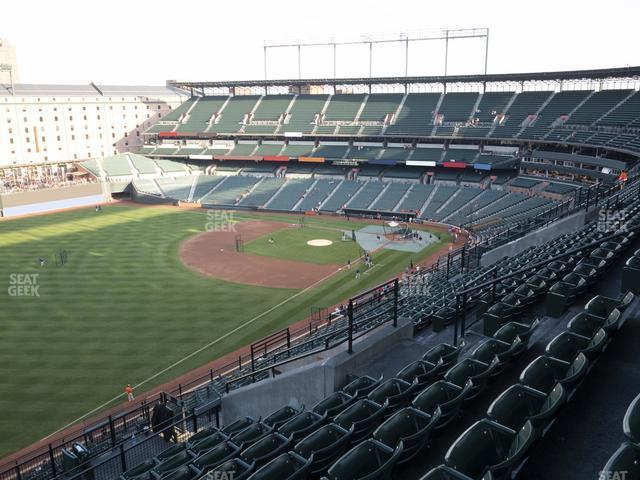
[0,38,19,84]
[0,84,187,167]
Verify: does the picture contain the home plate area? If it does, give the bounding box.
[353,225,440,253]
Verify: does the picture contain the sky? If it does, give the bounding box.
[3,0,640,85]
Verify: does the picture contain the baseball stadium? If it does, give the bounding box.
[2,11,640,480]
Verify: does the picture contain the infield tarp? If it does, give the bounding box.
[351,225,439,253]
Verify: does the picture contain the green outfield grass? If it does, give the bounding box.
[0,204,449,457]
[244,226,362,265]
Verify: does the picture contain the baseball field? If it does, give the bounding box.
[0,203,452,457]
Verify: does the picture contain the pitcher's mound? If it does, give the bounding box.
[307,239,333,247]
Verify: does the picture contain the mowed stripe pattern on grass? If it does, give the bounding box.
[0,205,450,457]
[0,205,292,457]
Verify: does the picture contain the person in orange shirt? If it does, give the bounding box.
[125,384,134,402]
[619,170,628,190]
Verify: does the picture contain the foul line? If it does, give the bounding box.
[41,252,373,439]
[42,226,429,440]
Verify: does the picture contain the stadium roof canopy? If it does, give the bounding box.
[169,66,640,91]
[0,83,188,97]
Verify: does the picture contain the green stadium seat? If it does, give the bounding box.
[412,380,473,429]
[419,465,477,479]
[561,273,588,296]
[186,426,222,447]
[622,256,640,293]
[483,303,515,337]
[545,281,579,317]
[223,417,256,436]
[432,306,458,332]
[278,411,327,442]
[264,405,303,430]
[519,354,588,394]
[445,419,535,479]
[545,329,608,362]
[373,406,440,466]
[188,431,229,454]
[325,439,403,480]
[470,338,521,377]
[567,312,617,338]
[576,257,607,275]
[493,319,540,359]
[247,452,312,480]
[294,423,353,478]
[590,248,616,267]
[122,460,156,480]
[240,432,292,468]
[624,393,640,444]
[396,360,439,390]
[334,399,388,444]
[191,440,241,471]
[601,443,640,479]
[367,378,420,416]
[487,383,566,433]
[152,450,193,476]
[422,343,464,375]
[571,264,599,285]
[585,295,628,322]
[230,422,274,448]
[444,358,500,401]
[525,276,548,296]
[532,267,558,284]
[313,391,357,421]
[513,285,536,306]
[343,375,383,399]
[155,444,186,462]
[161,466,195,480]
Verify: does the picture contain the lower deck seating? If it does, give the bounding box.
[200,176,259,205]
[266,179,315,210]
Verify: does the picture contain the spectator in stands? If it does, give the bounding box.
[125,384,135,401]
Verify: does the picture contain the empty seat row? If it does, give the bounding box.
[426,285,635,479]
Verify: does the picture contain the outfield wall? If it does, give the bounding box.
[0,183,108,218]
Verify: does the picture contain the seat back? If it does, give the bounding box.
[487,385,543,432]
[624,393,640,444]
